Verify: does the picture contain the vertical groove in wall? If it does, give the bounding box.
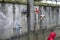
[49,7,50,26]
[52,7,54,26]
[13,4,16,36]
[56,8,59,25]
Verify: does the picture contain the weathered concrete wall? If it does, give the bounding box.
[0,3,60,39]
[40,7,60,28]
[0,4,28,39]
[15,5,27,34]
[0,3,13,39]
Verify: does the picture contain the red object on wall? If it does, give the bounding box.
[48,32,56,40]
[34,8,39,14]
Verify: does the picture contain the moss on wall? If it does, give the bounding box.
[0,0,60,7]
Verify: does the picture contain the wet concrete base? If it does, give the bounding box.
[0,30,50,40]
